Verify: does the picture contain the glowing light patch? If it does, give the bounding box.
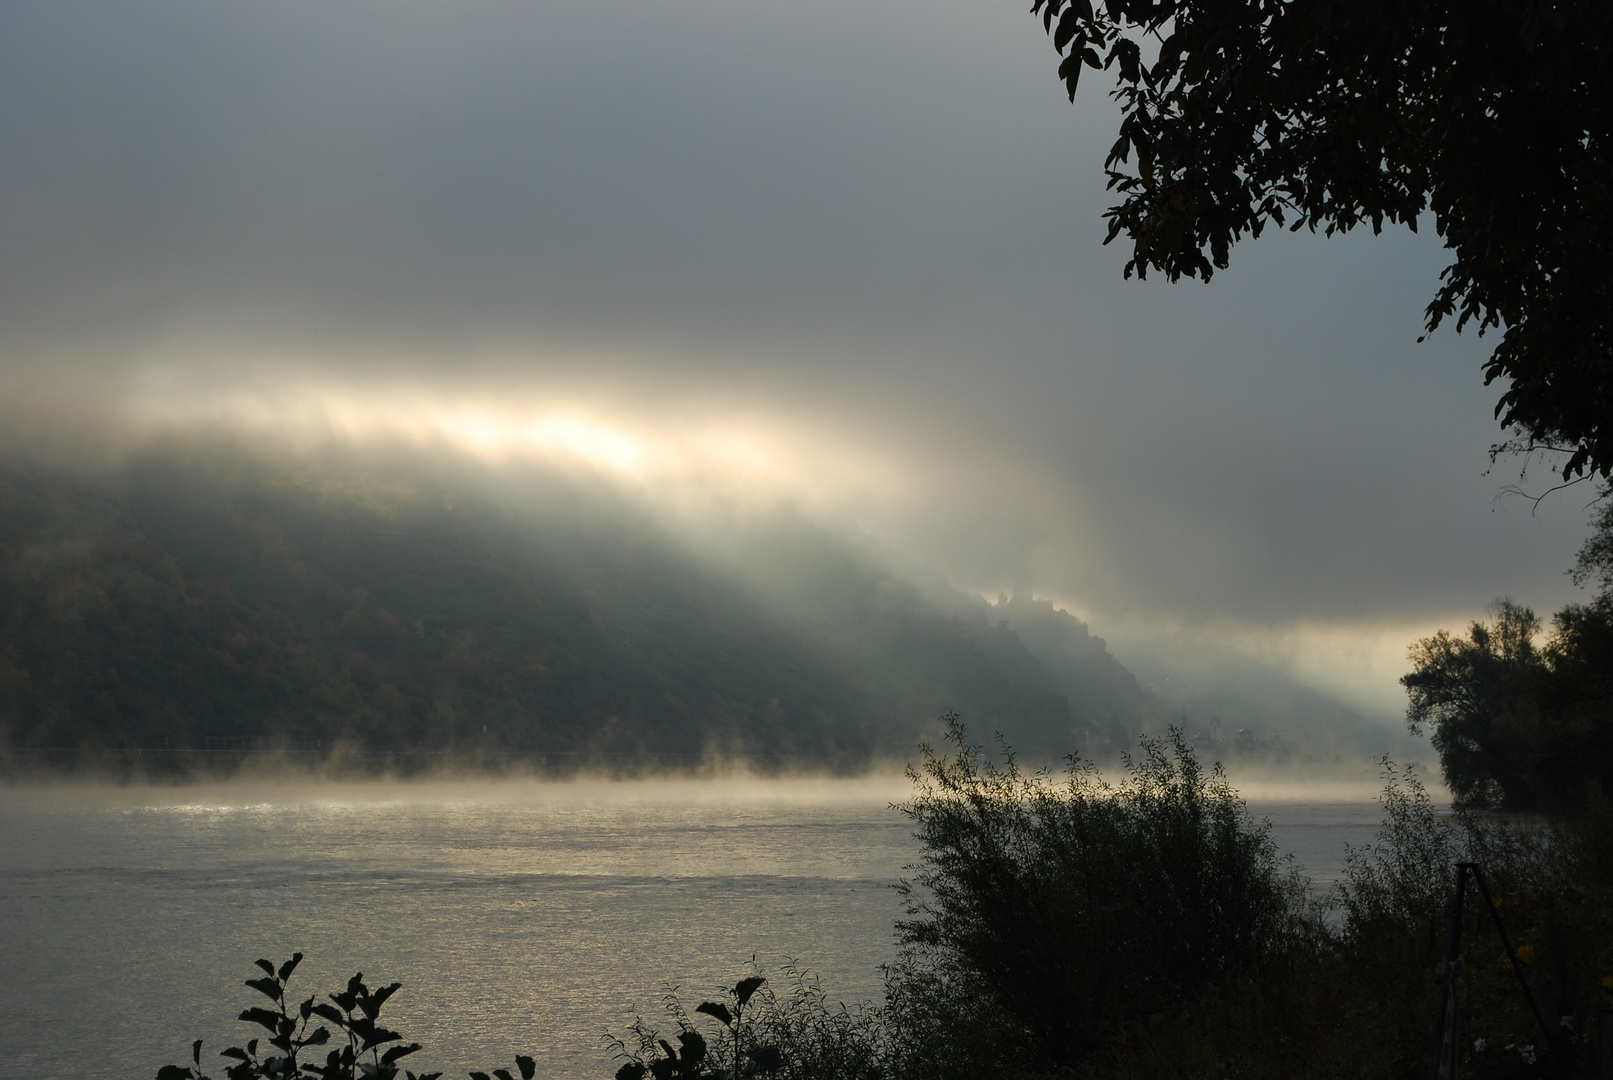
[368,406,651,475]
[107,367,918,529]
[520,417,643,472]
[432,412,511,453]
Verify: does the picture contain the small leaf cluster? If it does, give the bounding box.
[158,955,533,1080]
[613,976,783,1080]
[468,1056,536,1080]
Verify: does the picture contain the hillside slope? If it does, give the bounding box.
[0,446,1156,765]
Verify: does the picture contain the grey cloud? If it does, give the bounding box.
[0,1,1079,354]
[0,0,1593,656]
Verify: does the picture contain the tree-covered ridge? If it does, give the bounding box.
[0,447,1153,764]
[984,590,1157,752]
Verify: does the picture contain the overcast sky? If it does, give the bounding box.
[0,1,1594,714]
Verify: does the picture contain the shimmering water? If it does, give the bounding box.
[0,779,1385,1080]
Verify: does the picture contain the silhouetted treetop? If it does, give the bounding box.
[1034,0,1613,482]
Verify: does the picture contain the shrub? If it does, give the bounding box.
[1336,759,1465,952]
[609,966,886,1080]
[1321,762,1611,1079]
[1072,762,1588,1080]
[1448,800,1613,1078]
[891,715,1311,1072]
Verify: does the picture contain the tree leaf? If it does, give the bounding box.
[695,1002,732,1027]
[239,1008,281,1033]
[368,982,401,1015]
[1053,8,1084,52]
[676,1030,706,1069]
[361,1026,403,1051]
[734,977,765,1007]
[382,1043,422,1066]
[246,977,281,1001]
[516,1055,535,1080]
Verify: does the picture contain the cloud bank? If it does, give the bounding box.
[0,0,1593,716]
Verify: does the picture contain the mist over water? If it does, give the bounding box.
[0,777,1385,1080]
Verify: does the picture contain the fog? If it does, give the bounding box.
[0,773,919,814]
[0,765,1396,813]
[0,0,1597,731]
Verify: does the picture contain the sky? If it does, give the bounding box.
[0,0,1596,717]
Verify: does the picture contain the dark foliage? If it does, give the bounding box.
[1073,765,1613,1080]
[1403,600,1556,812]
[1403,598,1613,812]
[891,716,1310,1071]
[611,974,796,1080]
[609,966,888,1080]
[156,954,511,1080]
[1401,503,1613,812]
[1030,0,1613,482]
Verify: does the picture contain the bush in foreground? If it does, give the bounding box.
[888,715,1314,1074]
[609,966,884,1080]
[1079,766,1613,1080]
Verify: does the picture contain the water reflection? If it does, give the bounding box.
[0,778,1383,1080]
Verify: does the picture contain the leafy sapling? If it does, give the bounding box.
[696,976,782,1078]
[157,955,454,1080]
[614,975,783,1080]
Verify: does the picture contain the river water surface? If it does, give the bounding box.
[0,777,1386,1080]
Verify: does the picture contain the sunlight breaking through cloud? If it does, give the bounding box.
[108,371,917,523]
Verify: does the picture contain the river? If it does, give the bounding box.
[0,776,1388,1080]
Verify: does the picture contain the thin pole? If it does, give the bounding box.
[1431,863,1469,1080]
[1464,863,1566,1077]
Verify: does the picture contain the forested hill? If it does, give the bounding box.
[0,446,1158,766]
